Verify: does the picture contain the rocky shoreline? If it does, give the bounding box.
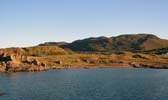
[0,64,167,73]
[0,46,168,73]
[0,54,167,73]
[0,55,48,73]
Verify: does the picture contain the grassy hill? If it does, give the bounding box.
[59,34,168,52]
[0,46,68,56]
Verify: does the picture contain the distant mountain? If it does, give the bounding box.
[39,42,67,46]
[59,34,168,52]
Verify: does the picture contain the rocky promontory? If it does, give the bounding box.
[0,55,48,72]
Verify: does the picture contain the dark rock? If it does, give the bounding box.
[0,56,12,62]
[40,63,46,67]
[82,59,90,63]
[55,60,63,64]
[132,54,149,59]
[0,92,7,96]
[31,59,39,65]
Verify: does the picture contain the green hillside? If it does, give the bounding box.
[60,34,168,52]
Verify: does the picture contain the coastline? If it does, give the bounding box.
[0,47,168,73]
[0,63,167,73]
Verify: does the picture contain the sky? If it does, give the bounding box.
[0,0,168,48]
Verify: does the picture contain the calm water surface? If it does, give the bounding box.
[1,68,168,100]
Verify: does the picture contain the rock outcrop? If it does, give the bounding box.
[0,55,48,72]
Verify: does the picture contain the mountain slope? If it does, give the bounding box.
[60,34,168,52]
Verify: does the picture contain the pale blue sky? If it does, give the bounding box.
[0,0,168,48]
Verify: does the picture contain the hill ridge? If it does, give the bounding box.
[58,34,168,52]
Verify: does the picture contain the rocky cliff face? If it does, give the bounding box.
[0,55,48,72]
[0,46,68,72]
